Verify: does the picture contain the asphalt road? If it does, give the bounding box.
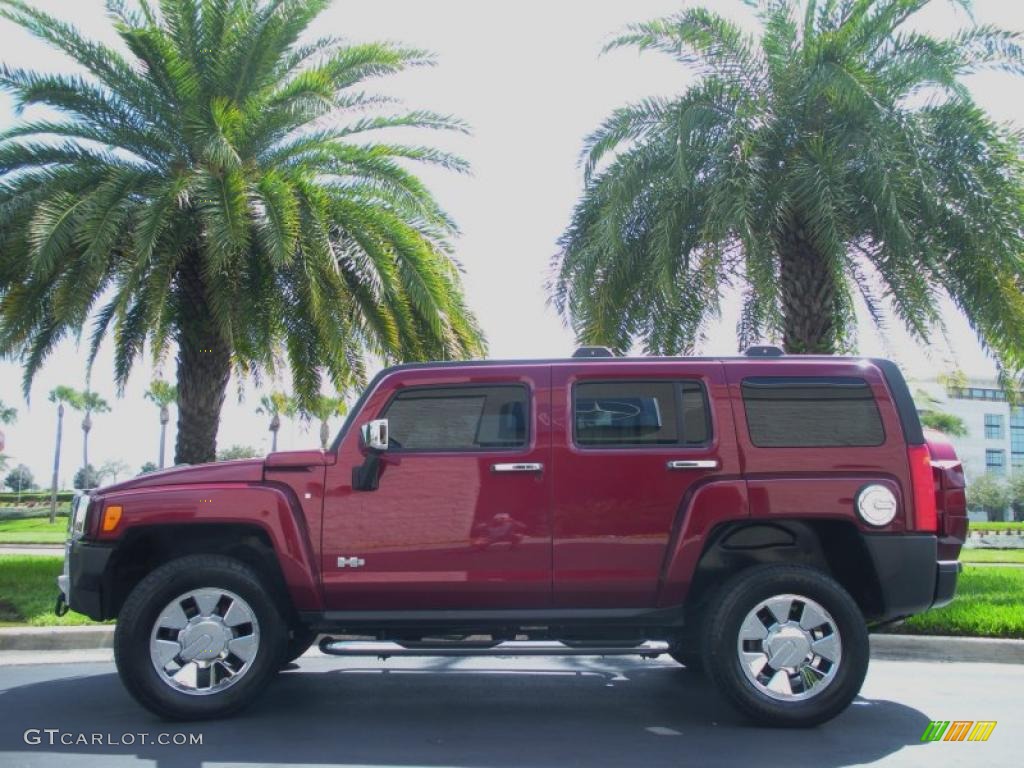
[0,652,1020,768]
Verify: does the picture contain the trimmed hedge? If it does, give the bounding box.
[0,490,75,505]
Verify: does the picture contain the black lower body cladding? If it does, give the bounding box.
[861,534,959,621]
[60,540,115,621]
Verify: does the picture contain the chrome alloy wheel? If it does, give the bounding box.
[149,588,260,696]
[736,593,842,702]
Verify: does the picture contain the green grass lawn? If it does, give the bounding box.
[0,554,1020,635]
[0,516,68,544]
[960,549,1024,564]
[0,556,102,626]
[892,566,1024,639]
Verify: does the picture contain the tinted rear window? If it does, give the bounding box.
[574,380,710,447]
[741,377,884,447]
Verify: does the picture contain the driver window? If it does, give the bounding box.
[383,385,529,452]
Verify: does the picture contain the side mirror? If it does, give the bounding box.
[361,419,389,452]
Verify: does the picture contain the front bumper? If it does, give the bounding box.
[862,534,961,622]
[55,540,115,621]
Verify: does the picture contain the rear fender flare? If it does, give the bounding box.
[657,479,749,607]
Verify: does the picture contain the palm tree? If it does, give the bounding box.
[0,399,14,464]
[306,394,348,451]
[47,385,80,522]
[78,388,110,483]
[0,0,485,466]
[257,391,293,453]
[97,458,131,485]
[144,379,177,469]
[553,0,1024,377]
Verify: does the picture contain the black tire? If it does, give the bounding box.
[700,564,869,728]
[282,625,318,666]
[114,554,287,720]
[667,631,704,673]
[667,647,703,673]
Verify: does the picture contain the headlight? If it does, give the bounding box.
[856,484,898,527]
[69,493,91,539]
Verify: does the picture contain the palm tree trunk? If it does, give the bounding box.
[82,412,91,486]
[173,258,231,465]
[320,421,329,451]
[50,403,63,524]
[158,411,167,469]
[778,226,837,354]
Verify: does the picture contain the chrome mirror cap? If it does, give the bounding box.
[361,419,389,451]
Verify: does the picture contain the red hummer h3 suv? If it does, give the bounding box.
[57,348,967,726]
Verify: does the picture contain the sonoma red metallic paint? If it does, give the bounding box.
[321,364,553,610]
[95,482,322,610]
[78,355,965,618]
[550,360,740,607]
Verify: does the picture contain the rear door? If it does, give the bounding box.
[322,364,552,610]
[550,361,738,607]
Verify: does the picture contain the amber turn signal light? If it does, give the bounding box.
[101,505,122,532]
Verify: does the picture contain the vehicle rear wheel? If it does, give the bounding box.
[701,564,868,727]
[667,632,703,673]
[114,554,287,720]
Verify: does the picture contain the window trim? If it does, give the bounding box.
[984,413,1005,440]
[986,448,1006,472]
[379,382,532,454]
[740,376,887,449]
[570,378,713,450]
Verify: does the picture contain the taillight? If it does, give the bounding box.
[907,444,937,532]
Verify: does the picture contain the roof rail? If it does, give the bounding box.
[572,346,615,358]
[743,345,785,357]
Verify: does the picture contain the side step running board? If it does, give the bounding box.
[318,638,669,659]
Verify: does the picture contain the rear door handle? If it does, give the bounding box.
[667,460,719,470]
[491,462,543,473]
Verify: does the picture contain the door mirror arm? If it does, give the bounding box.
[352,451,381,492]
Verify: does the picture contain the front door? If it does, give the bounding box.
[322,364,552,610]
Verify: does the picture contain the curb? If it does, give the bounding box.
[0,626,113,651]
[869,633,1024,664]
[1,626,1022,662]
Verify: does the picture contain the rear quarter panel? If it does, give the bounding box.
[724,358,914,532]
[658,359,914,606]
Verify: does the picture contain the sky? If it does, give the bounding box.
[1,0,1023,485]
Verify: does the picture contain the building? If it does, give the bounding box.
[910,376,1022,520]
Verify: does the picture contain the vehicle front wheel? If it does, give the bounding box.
[114,554,287,720]
[281,625,318,667]
[701,564,869,727]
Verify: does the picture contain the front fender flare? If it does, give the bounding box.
[96,483,322,611]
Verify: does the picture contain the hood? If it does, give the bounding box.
[264,449,330,469]
[96,458,266,494]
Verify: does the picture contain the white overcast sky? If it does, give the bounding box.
[1,0,1022,484]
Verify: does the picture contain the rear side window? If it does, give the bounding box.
[574,380,710,447]
[741,377,884,447]
[384,385,528,451]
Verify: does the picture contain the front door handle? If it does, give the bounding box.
[667,459,719,470]
[491,462,543,473]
